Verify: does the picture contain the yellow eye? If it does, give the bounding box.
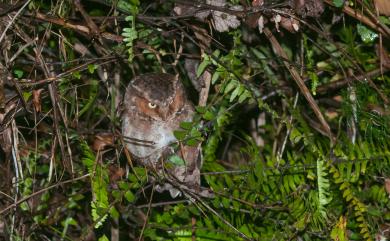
[148,102,157,109]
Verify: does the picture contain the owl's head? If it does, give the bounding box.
[124,73,188,121]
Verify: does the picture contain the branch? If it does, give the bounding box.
[264,27,334,142]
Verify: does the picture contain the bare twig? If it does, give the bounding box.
[316,67,390,94]
[0,0,31,44]
[264,27,334,142]
[324,0,390,38]
[32,12,124,42]
[0,174,90,215]
[138,184,155,241]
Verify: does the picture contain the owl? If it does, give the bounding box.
[121,73,201,197]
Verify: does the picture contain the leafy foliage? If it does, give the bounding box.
[1,0,390,240]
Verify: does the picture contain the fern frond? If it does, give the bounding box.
[317,158,332,218]
[81,141,110,229]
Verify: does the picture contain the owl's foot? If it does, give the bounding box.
[151,167,214,198]
[155,183,182,198]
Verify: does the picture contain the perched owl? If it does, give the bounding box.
[121,73,201,197]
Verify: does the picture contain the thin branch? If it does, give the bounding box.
[0,0,31,44]
[264,27,334,142]
[0,174,90,215]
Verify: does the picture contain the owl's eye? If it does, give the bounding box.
[148,102,157,109]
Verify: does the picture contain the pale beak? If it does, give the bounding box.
[159,108,170,121]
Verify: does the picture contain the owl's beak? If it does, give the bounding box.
[159,108,170,121]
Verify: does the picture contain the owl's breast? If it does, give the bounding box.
[122,115,177,164]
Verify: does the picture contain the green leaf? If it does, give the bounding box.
[168,155,185,166]
[309,71,319,95]
[332,0,344,7]
[61,217,77,227]
[110,207,120,219]
[73,71,81,79]
[238,90,251,103]
[290,128,302,144]
[91,201,108,228]
[212,71,220,84]
[203,110,215,120]
[124,190,135,202]
[186,138,201,146]
[357,24,378,43]
[229,85,244,102]
[380,16,390,25]
[78,79,98,117]
[125,16,134,22]
[173,130,187,140]
[122,31,138,40]
[118,181,130,190]
[118,0,139,14]
[112,190,121,200]
[197,55,211,77]
[22,92,32,102]
[87,64,97,74]
[224,79,237,94]
[180,121,193,130]
[14,69,23,78]
[195,106,206,114]
[189,128,201,138]
[98,235,109,241]
[212,49,221,58]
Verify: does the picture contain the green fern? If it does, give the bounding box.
[81,142,110,229]
[317,158,332,218]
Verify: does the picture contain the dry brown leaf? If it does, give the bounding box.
[375,0,390,16]
[108,165,125,183]
[377,44,390,69]
[333,95,343,102]
[252,0,264,7]
[325,110,338,120]
[246,12,263,28]
[32,89,43,113]
[385,178,390,195]
[191,25,212,51]
[279,15,300,33]
[92,132,114,151]
[293,0,325,17]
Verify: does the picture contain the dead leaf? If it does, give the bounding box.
[191,24,212,51]
[325,110,338,120]
[272,14,282,32]
[32,89,43,113]
[92,133,114,151]
[212,10,241,32]
[0,122,12,158]
[375,0,390,16]
[292,0,325,17]
[385,178,390,195]
[252,0,264,7]
[108,165,125,183]
[279,15,300,33]
[376,44,390,69]
[173,4,210,20]
[333,95,343,102]
[246,12,263,28]
[258,15,265,33]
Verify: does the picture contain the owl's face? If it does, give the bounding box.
[125,73,187,122]
[121,73,195,163]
